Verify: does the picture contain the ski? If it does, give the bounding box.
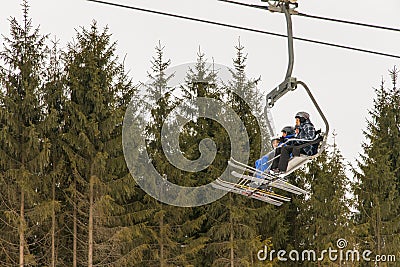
[212,182,283,206]
[212,180,285,206]
[214,178,291,202]
[228,158,308,195]
[212,181,283,205]
[230,171,306,195]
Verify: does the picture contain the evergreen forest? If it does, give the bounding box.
[0,2,399,266]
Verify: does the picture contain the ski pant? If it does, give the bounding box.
[271,145,302,172]
[255,151,275,178]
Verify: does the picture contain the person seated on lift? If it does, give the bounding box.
[269,126,294,150]
[254,125,296,175]
[278,125,296,146]
[270,111,316,175]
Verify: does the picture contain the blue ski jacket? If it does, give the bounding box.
[278,133,296,146]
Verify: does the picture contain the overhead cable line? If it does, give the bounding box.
[87,0,400,59]
[297,13,400,33]
[216,0,268,10]
[218,0,400,33]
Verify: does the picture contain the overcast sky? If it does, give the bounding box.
[2,0,400,166]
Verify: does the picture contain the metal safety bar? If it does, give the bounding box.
[296,80,330,153]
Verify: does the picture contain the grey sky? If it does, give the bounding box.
[2,0,400,165]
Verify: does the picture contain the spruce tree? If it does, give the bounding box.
[202,193,264,267]
[144,41,180,185]
[62,22,138,266]
[177,48,229,187]
[294,136,352,266]
[387,68,400,189]
[353,70,400,264]
[199,42,272,267]
[38,38,66,267]
[139,42,208,266]
[141,41,185,266]
[226,39,266,165]
[0,1,52,264]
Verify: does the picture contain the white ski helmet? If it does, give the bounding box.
[270,134,281,145]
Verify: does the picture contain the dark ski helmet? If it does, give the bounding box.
[295,111,310,122]
[281,126,295,135]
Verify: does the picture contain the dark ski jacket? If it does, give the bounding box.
[294,120,316,155]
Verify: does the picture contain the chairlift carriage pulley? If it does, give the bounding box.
[214,0,330,205]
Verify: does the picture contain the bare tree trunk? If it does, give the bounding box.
[250,249,254,267]
[73,180,77,267]
[229,194,234,267]
[316,225,320,267]
[88,174,94,267]
[160,208,164,267]
[230,225,234,267]
[376,205,381,267]
[51,175,56,267]
[19,190,25,267]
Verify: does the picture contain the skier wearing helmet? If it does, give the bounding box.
[270,135,281,149]
[278,126,296,146]
[270,111,316,174]
[254,126,297,178]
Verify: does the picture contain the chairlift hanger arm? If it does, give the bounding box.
[265,2,329,140]
[263,1,298,137]
[266,1,296,108]
[283,3,294,80]
[219,0,297,109]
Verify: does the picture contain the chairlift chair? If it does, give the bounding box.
[263,1,329,176]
